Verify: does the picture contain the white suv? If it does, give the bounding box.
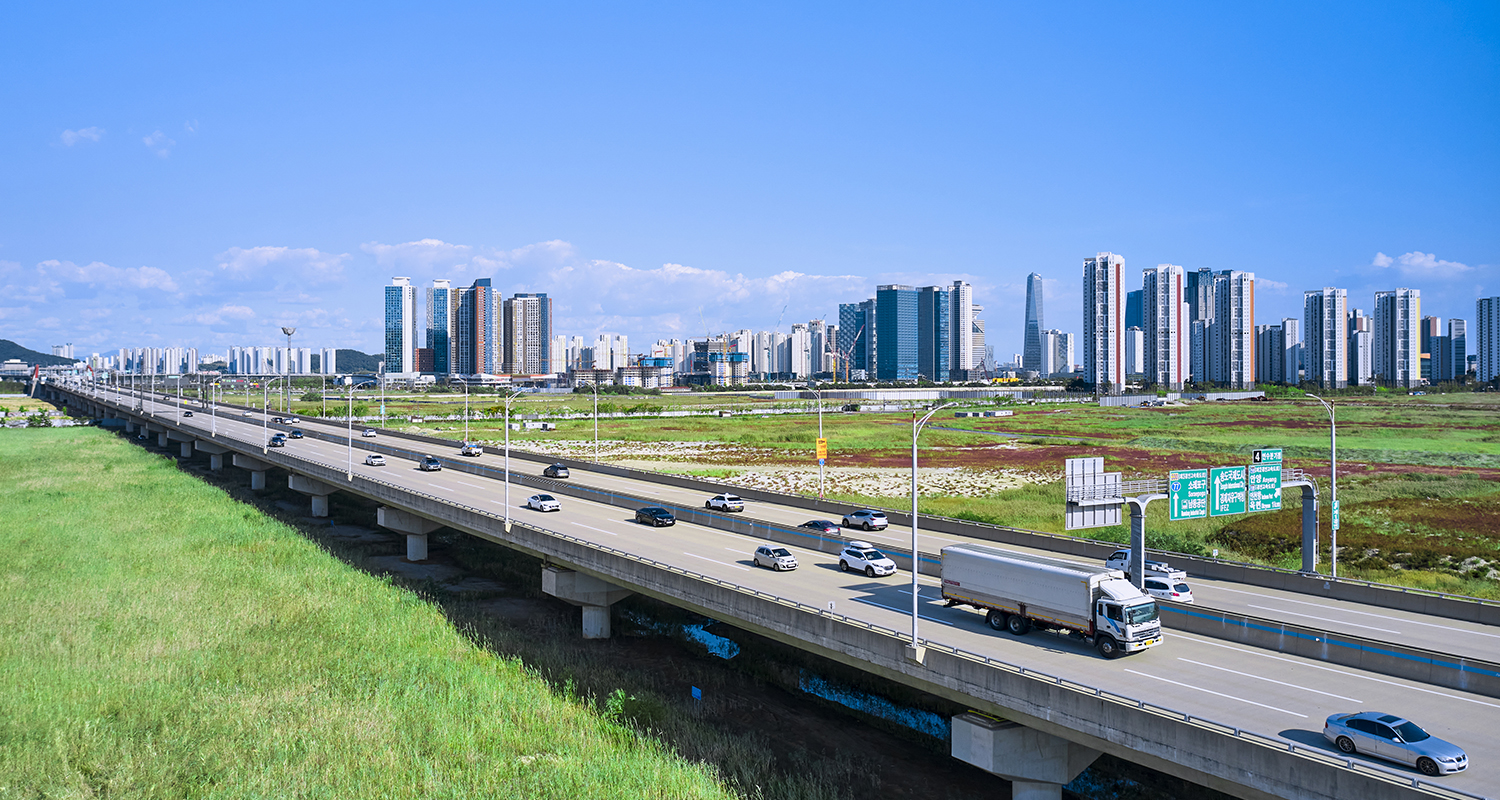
[839,541,897,578]
[706,493,745,512]
[842,509,889,531]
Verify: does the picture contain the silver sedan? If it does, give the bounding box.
[1324,712,1467,776]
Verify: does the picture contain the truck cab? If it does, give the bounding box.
[1093,587,1162,658]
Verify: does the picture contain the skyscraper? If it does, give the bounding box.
[1142,264,1187,390]
[1438,318,1467,382]
[1209,270,1256,389]
[875,285,918,381]
[384,276,416,375]
[1420,315,1443,381]
[502,293,552,374]
[1374,288,1421,388]
[456,278,498,376]
[1303,288,1348,388]
[917,285,950,382]
[426,279,455,376]
[1125,289,1143,330]
[1479,297,1500,383]
[1023,273,1044,373]
[1082,253,1125,392]
[950,280,974,376]
[838,302,871,376]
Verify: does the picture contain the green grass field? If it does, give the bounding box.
[0,428,738,799]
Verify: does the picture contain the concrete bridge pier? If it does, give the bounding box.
[124,420,136,433]
[166,431,194,458]
[952,713,1099,800]
[288,474,336,517]
[232,453,272,491]
[542,566,634,639]
[195,440,230,471]
[377,507,441,561]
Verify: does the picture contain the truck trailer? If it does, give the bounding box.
[940,543,1163,659]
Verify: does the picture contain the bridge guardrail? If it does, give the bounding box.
[82,387,1489,800]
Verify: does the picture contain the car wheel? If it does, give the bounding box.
[1334,736,1356,755]
[1417,757,1439,777]
[842,518,850,526]
[706,502,713,509]
[865,566,875,578]
[1096,636,1121,659]
[863,522,872,531]
[986,610,1005,631]
[1006,614,1031,636]
[839,560,849,572]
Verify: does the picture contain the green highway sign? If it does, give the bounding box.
[1252,448,1283,465]
[1169,469,1210,521]
[1209,466,1248,516]
[1247,463,1283,512]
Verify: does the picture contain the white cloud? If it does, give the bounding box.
[1258,278,1289,292]
[360,238,473,270]
[186,304,256,326]
[61,127,104,146]
[1370,251,1472,279]
[216,246,348,285]
[143,130,176,158]
[184,119,199,134]
[36,259,179,293]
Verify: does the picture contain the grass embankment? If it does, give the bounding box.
[0,428,736,798]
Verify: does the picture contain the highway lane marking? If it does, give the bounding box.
[1246,605,1401,635]
[1177,633,1500,710]
[571,523,619,537]
[1122,669,1308,718]
[1175,658,1363,703]
[1210,586,1500,639]
[682,552,750,572]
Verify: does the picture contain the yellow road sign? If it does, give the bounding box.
[816,438,828,459]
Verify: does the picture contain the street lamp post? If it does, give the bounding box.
[909,401,956,653]
[262,377,285,453]
[345,378,355,480]
[588,380,600,461]
[464,380,470,443]
[503,389,522,528]
[1307,394,1338,577]
[811,382,825,499]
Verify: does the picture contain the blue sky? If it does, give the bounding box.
[2,2,1495,357]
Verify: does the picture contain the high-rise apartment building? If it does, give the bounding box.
[1281,318,1300,385]
[1208,270,1256,389]
[917,285,950,382]
[1142,264,1188,390]
[456,278,499,375]
[1302,288,1347,388]
[426,279,456,375]
[950,280,974,376]
[1022,273,1044,373]
[1184,268,1214,323]
[1374,288,1421,388]
[1435,318,1468,382]
[1479,297,1500,383]
[971,306,987,374]
[1124,327,1145,377]
[1420,315,1442,381]
[1082,253,1125,392]
[384,277,417,375]
[502,293,552,374]
[1125,290,1143,330]
[875,285,918,381]
[319,348,337,375]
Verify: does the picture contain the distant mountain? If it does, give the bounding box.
[0,340,75,367]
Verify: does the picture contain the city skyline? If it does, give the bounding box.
[1,4,1494,356]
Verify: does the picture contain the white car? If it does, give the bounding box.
[287,416,300,423]
[842,509,889,531]
[839,541,897,578]
[1105,550,1178,578]
[460,442,483,457]
[706,493,745,512]
[362,429,378,438]
[752,545,798,571]
[1143,576,1194,603]
[364,453,386,467]
[526,493,561,512]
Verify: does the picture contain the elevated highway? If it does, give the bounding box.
[48,382,1497,800]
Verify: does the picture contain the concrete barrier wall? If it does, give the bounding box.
[1161,605,1500,698]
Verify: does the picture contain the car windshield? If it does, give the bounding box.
[1174,583,1191,593]
[724,496,740,502]
[859,550,885,560]
[1393,721,1430,742]
[1125,602,1159,625]
[771,549,791,557]
[536,494,555,502]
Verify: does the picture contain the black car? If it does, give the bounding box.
[268,434,286,448]
[543,463,570,479]
[272,416,285,424]
[183,411,193,417]
[798,520,842,535]
[289,429,305,439]
[635,507,676,527]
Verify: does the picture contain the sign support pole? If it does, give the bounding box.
[1126,494,1167,591]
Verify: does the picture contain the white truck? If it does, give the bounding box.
[940,543,1163,659]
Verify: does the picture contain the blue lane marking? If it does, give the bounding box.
[1165,606,1500,679]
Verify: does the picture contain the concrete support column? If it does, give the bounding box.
[124,420,136,433]
[232,453,272,492]
[179,440,193,458]
[541,566,634,639]
[157,432,170,448]
[376,507,441,562]
[288,474,336,518]
[951,713,1099,800]
[210,454,224,470]
[1300,484,1319,573]
[196,441,230,471]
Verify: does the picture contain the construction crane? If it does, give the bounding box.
[828,323,866,383]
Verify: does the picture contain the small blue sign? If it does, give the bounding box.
[1170,482,1181,493]
[691,686,702,700]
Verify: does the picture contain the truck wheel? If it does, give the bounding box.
[1096,636,1121,659]
[986,610,1006,631]
[1006,614,1031,636]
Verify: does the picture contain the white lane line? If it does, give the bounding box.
[1176,658,1363,703]
[1210,586,1500,639]
[682,552,750,572]
[1122,669,1308,718]
[1247,605,1401,634]
[572,523,619,537]
[1177,633,1500,710]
